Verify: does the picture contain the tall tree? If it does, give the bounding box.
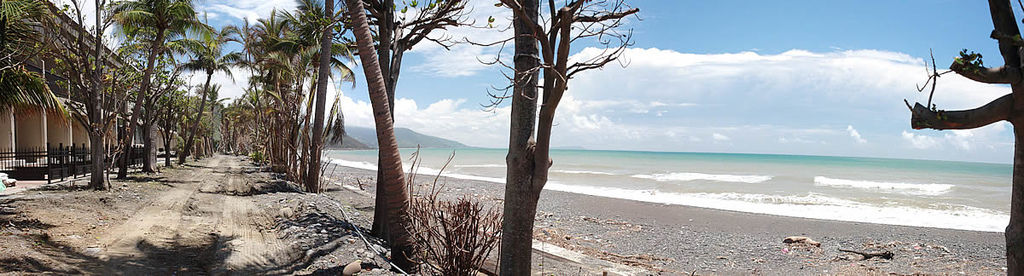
[110,0,206,175]
[359,0,471,234]
[306,0,335,192]
[906,0,1024,273]
[345,0,417,271]
[179,25,240,164]
[494,0,637,273]
[157,88,186,166]
[48,0,126,190]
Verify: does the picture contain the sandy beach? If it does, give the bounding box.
[326,163,1007,275]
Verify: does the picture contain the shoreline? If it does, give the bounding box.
[327,163,1007,274]
[328,158,1007,234]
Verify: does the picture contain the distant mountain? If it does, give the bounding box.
[338,126,468,149]
[327,133,372,149]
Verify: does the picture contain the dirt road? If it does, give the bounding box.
[95,155,298,274]
[0,155,329,275]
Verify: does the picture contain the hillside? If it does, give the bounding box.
[326,133,372,149]
[338,126,468,149]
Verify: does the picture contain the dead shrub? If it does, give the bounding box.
[406,149,502,275]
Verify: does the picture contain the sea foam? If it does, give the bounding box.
[329,158,1005,232]
[330,159,378,171]
[543,183,1007,232]
[552,169,617,175]
[814,176,954,196]
[454,164,505,168]
[632,172,772,183]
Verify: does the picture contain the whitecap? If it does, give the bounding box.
[814,176,953,196]
[632,172,772,183]
[542,183,1007,232]
[552,169,616,175]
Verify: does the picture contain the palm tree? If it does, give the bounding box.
[111,0,207,174]
[0,0,65,112]
[179,25,240,164]
[279,0,355,192]
[344,0,416,271]
[307,0,333,193]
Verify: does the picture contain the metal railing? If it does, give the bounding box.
[0,143,148,183]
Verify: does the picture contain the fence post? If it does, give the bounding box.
[46,143,51,184]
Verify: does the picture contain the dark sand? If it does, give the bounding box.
[325,163,1007,275]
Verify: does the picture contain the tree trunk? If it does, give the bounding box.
[89,131,105,190]
[1009,122,1024,275]
[499,0,541,273]
[345,0,417,271]
[118,30,165,178]
[305,0,334,193]
[179,71,213,164]
[89,0,106,189]
[164,130,172,167]
[141,120,156,172]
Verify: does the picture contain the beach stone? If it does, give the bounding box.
[342,260,362,275]
[280,207,293,218]
[83,247,102,256]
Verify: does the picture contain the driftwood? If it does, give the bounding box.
[782,236,821,247]
[839,248,894,260]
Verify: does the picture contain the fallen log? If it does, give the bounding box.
[839,248,894,260]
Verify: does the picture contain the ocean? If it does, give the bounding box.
[325,148,1011,232]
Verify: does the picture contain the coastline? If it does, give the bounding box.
[326,163,1006,274]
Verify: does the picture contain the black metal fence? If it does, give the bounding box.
[0,143,147,183]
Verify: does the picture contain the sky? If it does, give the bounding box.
[173,0,1021,164]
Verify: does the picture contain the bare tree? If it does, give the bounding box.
[47,0,125,190]
[906,0,1024,273]
[490,0,637,273]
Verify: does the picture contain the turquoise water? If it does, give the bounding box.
[325,148,1012,232]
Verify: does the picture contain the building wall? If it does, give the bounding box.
[45,111,72,148]
[72,120,88,148]
[14,108,46,151]
[0,110,14,151]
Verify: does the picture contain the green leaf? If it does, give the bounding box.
[488,16,495,23]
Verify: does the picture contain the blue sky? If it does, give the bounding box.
[188,0,1018,164]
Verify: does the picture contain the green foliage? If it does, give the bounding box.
[953,49,984,74]
[0,0,66,113]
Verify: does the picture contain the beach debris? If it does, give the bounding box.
[838,248,894,260]
[783,236,821,247]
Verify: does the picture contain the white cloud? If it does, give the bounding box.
[201,0,297,22]
[902,131,939,149]
[310,47,1016,163]
[846,125,867,144]
[408,0,513,77]
[186,66,250,101]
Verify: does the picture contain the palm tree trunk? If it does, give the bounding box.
[118,29,165,178]
[345,0,416,271]
[179,71,212,164]
[500,0,541,273]
[307,2,333,192]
